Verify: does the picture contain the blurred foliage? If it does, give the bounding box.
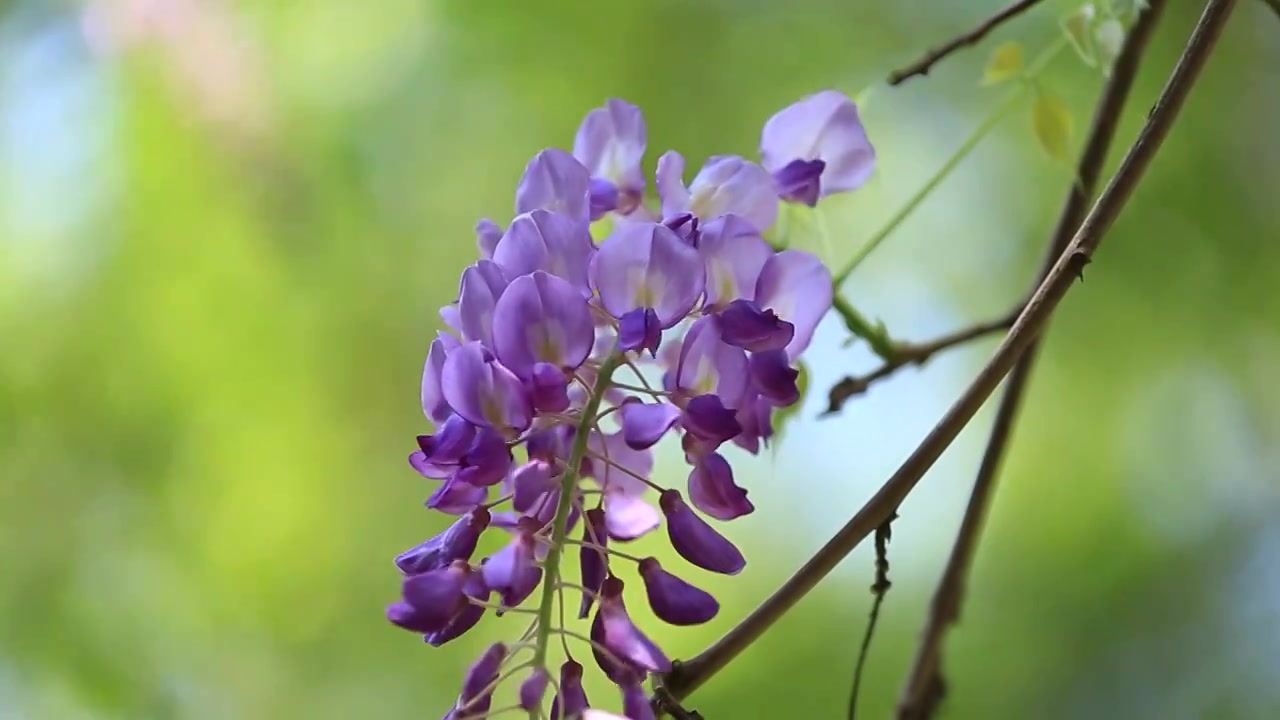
[2,1,1279,719]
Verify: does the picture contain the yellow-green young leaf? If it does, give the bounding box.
[769,361,809,452]
[982,42,1025,86]
[1032,92,1074,164]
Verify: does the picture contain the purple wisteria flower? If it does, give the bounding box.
[387,90,872,719]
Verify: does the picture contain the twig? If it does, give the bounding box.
[825,312,1016,415]
[652,674,704,720]
[895,3,1171,717]
[1262,0,1280,20]
[887,0,1049,85]
[658,0,1235,705]
[846,517,894,720]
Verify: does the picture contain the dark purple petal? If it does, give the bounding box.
[549,660,590,720]
[588,177,620,220]
[408,450,450,480]
[621,681,657,720]
[574,98,647,204]
[476,218,502,259]
[675,315,750,408]
[681,394,743,446]
[454,427,513,487]
[590,221,705,327]
[617,307,662,355]
[592,577,671,675]
[441,341,532,433]
[493,209,595,295]
[753,250,833,361]
[761,90,876,197]
[732,391,775,455]
[687,452,754,521]
[519,668,550,712]
[482,523,544,609]
[394,562,469,633]
[662,211,699,245]
[697,214,774,309]
[578,508,609,618]
[425,572,488,646]
[772,158,825,206]
[619,400,681,450]
[718,299,795,352]
[455,642,506,717]
[425,476,488,515]
[515,148,591,225]
[527,362,571,413]
[659,490,746,575]
[387,601,439,634]
[748,349,801,406]
[639,557,721,626]
[417,414,476,464]
[395,508,490,575]
[455,260,510,348]
[492,270,595,378]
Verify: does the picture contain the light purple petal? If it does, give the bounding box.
[589,222,705,326]
[655,150,692,221]
[492,209,595,294]
[515,148,592,225]
[619,400,682,450]
[603,492,661,541]
[421,335,454,423]
[492,270,595,378]
[456,261,510,348]
[441,341,532,433]
[760,90,876,196]
[698,214,774,309]
[574,99,647,199]
[686,155,778,232]
[753,250,833,360]
[675,315,750,408]
[476,218,503,259]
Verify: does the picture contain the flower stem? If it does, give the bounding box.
[529,352,622,694]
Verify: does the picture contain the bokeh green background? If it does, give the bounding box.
[3,1,1278,718]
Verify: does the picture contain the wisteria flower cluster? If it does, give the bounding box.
[388,90,875,719]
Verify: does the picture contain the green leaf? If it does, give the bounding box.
[1031,91,1074,164]
[1061,5,1098,67]
[769,361,809,452]
[982,42,1025,86]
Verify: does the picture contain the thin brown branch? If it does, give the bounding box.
[826,312,1017,415]
[658,0,1235,707]
[887,0,1049,85]
[896,7,1170,715]
[846,518,894,720]
[1262,0,1280,20]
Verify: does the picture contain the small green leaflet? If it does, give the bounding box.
[1031,91,1074,165]
[982,42,1025,86]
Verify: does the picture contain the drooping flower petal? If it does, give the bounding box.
[753,250,833,360]
[616,307,663,355]
[771,158,826,206]
[395,507,490,575]
[528,362,571,413]
[638,557,720,625]
[454,427,513,487]
[493,209,596,294]
[748,349,801,406]
[475,218,503,259]
[425,475,488,515]
[588,432,660,540]
[482,520,543,609]
[519,668,550,712]
[732,390,775,455]
[697,214,774,310]
[681,394,743,447]
[687,452,754,521]
[590,221,705,328]
[515,148,591,225]
[621,680,657,720]
[422,334,458,424]
[449,642,505,718]
[549,661,591,720]
[390,561,470,633]
[673,315,750,408]
[441,341,532,434]
[425,572,488,646]
[578,507,609,618]
[659,151,778,232]
[659,490,746,575]
[455,260,510,348]
[511,461,557,514]
[760,90,876,197]
[719,299,795,352]
[492,270,595,378]
[592,577,672,675]
[574,98,647,213]
[619,399,682,450]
